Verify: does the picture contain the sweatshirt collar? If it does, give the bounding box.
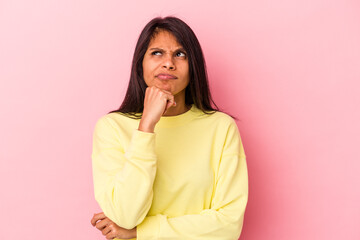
[156,104,199,128]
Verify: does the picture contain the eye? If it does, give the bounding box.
[176,51,186,58]
[151,51,162,56]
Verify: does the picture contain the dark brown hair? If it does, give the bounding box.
[109,16,236,120]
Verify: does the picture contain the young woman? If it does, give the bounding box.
[90,16,248,240]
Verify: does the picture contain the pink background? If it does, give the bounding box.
[1,0,359,239]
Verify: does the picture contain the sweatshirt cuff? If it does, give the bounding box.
[137,215,160,240]
[125,129,156,160]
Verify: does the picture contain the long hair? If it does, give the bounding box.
[109,16,236,120]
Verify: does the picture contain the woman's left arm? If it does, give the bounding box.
[91,212,137,239]
[136,121,248,240]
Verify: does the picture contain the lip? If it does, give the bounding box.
[156,73,177,80]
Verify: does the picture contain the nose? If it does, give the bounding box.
[162,54,175,70]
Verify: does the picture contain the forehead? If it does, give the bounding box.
[148,30,183,49]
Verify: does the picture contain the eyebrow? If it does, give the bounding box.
[149,47,187,53]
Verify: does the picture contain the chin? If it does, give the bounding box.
[155,84,172,92]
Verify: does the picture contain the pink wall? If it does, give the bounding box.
[1,0,359,239]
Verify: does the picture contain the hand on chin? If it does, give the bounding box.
[155,83,172,93]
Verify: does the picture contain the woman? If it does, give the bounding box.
[90,16,248,240]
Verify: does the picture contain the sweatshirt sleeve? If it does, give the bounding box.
[91,115,157,229]
[136,120,248,240]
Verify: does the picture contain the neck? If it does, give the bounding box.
[163,96,191,116]
[163,104,191,116]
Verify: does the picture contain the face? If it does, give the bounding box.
[142,30,190,99]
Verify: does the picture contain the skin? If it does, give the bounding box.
[139,29,191,133]
[90,212,136,239]
[91,30,191,238]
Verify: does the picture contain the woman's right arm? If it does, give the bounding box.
[92,86,175,230]
[138,86,176,133]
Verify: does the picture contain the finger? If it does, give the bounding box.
[102,225,112,236]
[91,212,106,226]
[90,212,106,226]
[164,96,176,112]
[160,89,172,95]
[164,100,174,113]
[151,86,172,95]
[96,218,111,230]
[106,231,115,240]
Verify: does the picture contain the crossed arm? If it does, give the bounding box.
[91,116,248,240]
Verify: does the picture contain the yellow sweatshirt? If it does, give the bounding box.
[91,104,248,240]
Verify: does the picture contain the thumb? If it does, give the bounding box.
[164,100,176,113]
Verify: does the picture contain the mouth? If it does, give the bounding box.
[156,73,177,80]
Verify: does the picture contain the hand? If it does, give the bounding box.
[91,212,137,239]
[139,86,176,132]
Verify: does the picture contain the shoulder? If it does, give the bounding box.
[94,112,139,133]
[210,112,245,157]
[196,109,237,129]
[212,110,236,124]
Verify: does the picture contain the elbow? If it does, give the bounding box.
[96,201,139,229]
[222,220,244,240]
[107,207,148,229]
[95,191,149,229]
[110,214,144,230]
[217,208,245,239]
[119,206,148,229]
[120,221,138,230]
[229,213,246,239]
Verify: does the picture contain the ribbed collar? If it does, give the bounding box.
[156,104,200,128]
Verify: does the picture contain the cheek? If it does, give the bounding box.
[178,62,189,75]
[183,65,190,82]
[142,60,152,81]
[184,62,189,76]
[143,60,157,76]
